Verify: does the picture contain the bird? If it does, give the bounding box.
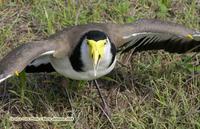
[0,19,200,83]
[0,19,200,119]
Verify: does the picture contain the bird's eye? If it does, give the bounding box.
[104,42,106,45]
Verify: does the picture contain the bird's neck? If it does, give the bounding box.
[69,40,84,72]
[70,40,116,73]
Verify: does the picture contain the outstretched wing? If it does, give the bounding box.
[0,38,66,83]
[111,19,200,53]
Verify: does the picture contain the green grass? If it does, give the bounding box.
[0,0,200,128]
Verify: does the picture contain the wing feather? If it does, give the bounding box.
[114,19,200,53]
[0,40,59,83]
[119,33,200,53]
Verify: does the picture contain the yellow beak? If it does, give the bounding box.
[93,50,100,76]
[87,39,106,76]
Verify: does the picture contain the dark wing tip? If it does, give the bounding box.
[119,34,200,54]
[25,63,56,73]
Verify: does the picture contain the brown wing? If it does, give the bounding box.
[0,34,70,83]
[108,19,200,53]
[0,23,111,83]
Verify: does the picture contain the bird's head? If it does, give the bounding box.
[83,30,115,76]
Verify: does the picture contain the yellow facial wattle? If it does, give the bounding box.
[87,39,106,66]
[186,34,193,39]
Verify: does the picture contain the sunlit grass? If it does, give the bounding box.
[0,0,200,128]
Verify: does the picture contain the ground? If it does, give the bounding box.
[0,0,200,129]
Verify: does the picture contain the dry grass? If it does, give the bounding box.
[0,0,200,129]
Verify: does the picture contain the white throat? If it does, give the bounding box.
[50,38,116,80]
[81,38,114,72]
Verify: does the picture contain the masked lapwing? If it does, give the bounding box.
[0,19,200,83]
[0,19,200,119]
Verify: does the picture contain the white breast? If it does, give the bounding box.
[50,38,116,80]
[50,56,116,80]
